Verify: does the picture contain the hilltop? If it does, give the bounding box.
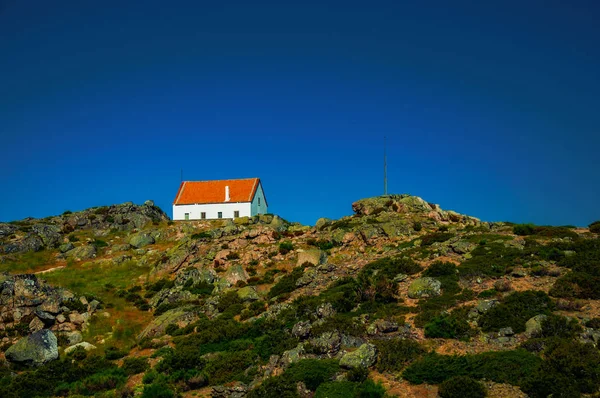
[0,195,599,398]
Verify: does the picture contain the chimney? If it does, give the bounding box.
[225,185,230,202]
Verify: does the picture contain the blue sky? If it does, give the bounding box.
[1,0,599,226]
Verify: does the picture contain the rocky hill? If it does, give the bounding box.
[0,196,599,398]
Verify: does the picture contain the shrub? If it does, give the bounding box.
[590,221,600,233]
[403,350,541,385]
[315,381,357,397]
[586,318,600,329]
[217,291,243,312]
[439,376,486,398]
[141,383,175,398]
[63,210,73,215]
[268,267,304,298]
[105,346,127,360]
[191,231,211,240]
[550,271,600,299]
[373,339,425,372]
[92,239,108,248]
[537,314,582,339]
[479,290,554,333]
[226,252,240,260]
[68,234,80,242]
[285,359,340,391]
[279,241,294,254]
[122,356,149,375]
[421,232,454,246]
[513,224,535,236]
[438,225,449,232]
[424,309,472,340]
[413,222,422,232]
[459,243,526,278]
[247,375,298,398]
[423,261,456,277]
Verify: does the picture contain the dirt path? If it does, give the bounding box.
[35,265,66,274]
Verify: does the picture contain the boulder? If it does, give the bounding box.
[292,321,312,339]
[223,264,248,285]
[66,331,83,345]
[308,331,342,354]
[129,232,155,248]
[525,314,548,337]
[237,286,259,302]
[297,249,326,266]
[59,242,75,253]
[5,329,58,366]
[31,224,62,247]
[339,343,377,369]
[138,306,200,340]
[65,342,97,354]
[296,268,317,287]
[68,245,97,260]
[450,240,477,254]
[408,277,442,299]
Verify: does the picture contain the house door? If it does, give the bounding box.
[185,213,189,220]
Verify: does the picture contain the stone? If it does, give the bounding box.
[56,314,66,323]
[138,305,200,340]
[144,200,155,207]
[292,321,312,339]
[450,240,477,254]
[525,314,548,337]
[316,303,336,319]
[297,249,326,266]
[408,277,442,299]
[29,317,45,332]
[393,274,408,282]
[88,299,100,312]
[129,232,155,248]
[5,329,58,366]
[315,218,331,230]
[296,268,317,287]
[223,264,248,285]
[68,245,97,260]
[372,319,399,334]
[237,286,259,302]
[66,331,83,345]
[69,312,87,325]
[498,327,514,336]
[281,344,306,366]
[59,242,75,253]
[339,343,377,369]
[308,331,342,354]
[476,300,498,313]
[65,342,97,354]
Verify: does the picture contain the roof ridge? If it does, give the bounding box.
[183,177,258,183]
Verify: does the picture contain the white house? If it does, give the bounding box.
[172,178,268,220]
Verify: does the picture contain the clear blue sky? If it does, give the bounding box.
[1,0,599,226]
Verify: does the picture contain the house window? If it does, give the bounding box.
[234,211,240,218]
[184,213,189,220]
[258,198,261,206]
[218,212,223,219]
[201,212,206,219]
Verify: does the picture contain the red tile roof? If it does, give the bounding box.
[173,178,261,205]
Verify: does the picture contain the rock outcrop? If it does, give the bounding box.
[5,329,58,366]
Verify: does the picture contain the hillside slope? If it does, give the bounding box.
[0,195,599,398]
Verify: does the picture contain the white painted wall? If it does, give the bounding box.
[173,202,252,220]
[251,183,268,215]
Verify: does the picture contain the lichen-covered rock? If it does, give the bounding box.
[292,321,312,339]
[450,240,477,254]
[308,331,342,354]
[129,232,155,248]
[296,268,317,287]
[5,329,58,366]
[138,306,201,340]
[68,244,97,260]
[408,277,442,299]
[223,264,248,285]
[297,249,325,266]
[64,341,97,354]
[59,242,75,253]
[339,343,377,369]
[525,314,548,337]
[237,286,259,301]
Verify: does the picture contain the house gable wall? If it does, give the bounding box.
[173,202,252,220]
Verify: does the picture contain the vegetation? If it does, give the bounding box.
[438,376,486,398]
[478,290,554,333]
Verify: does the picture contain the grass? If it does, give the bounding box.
[0,250,55,274]
[43,259,154,349]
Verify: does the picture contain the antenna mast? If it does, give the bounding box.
[384,136,388,195]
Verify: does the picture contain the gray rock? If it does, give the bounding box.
[339,343,377,369]
[525,314,548,337]
[316,303,336,319]
[498,327,514,336]
[5,329,58,366]
[59,242,75,253]
[66,331,83,345]
[65,342,97,354]
[292,321,312,339]
[297,249,326,266]
[476,299,498,313]
[308,331,342,354]
[237,286,259,302]
[129,232,155,248]
[68,245,97,260]
[408,277,442,299]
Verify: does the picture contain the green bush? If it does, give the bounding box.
[438,376,486,398]
[279,241,294,254]
[285,359,340,391]
[247,375,299,398]
[586,318,600,329]
[191,232,212,240]
[424,309,472,340]
[421,232,454,246]
[513,224,535,236]
[403,350,541,385]
[373,339,425,372]
[478,290,553,333]
[550,271,600,299]
[71,368,127,395]
[590,221,600,233]
[268,267,304,298]
[459,242,526,278]
[522,340,600,396]
[314,381,357,398]
[413,222,422,232]
[104,346,127,360]
[122,356,149,375]
[423,261,456,277]
[537,314,582,339]
[141,383,175,398]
